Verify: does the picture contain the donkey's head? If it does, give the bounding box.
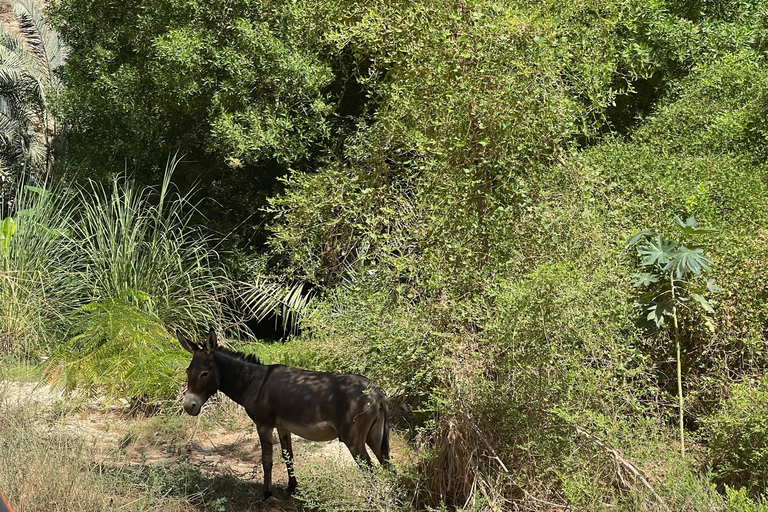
[177,329,220,416]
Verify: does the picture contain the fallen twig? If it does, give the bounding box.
[472,422,509,473]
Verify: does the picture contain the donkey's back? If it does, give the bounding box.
[251,365,390,462]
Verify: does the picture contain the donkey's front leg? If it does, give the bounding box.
[257,425,275,499]
[277,428,297,494]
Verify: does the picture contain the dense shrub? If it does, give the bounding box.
[703,377,768,494]
[264,0,768,507]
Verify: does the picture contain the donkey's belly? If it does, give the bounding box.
[276,419,339,442]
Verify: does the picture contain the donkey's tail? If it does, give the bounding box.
[380,400,391,469]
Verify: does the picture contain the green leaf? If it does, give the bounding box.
[120,288,151,303]
[24,185,48,195]
[1,217,17,237]
[631,272,659,288]
[664,245,712,278]
[674,215,718,235]
[706,279,723,293]
[647,301,672,328]
[627,229,655,247]
[14,208,35,217]
[638,234,677,267]
[692,293,715,314]
[1,217,17,252]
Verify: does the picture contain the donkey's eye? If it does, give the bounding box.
[200,371,210,378]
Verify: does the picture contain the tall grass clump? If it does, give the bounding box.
[73,160,227,327]
[0,180,81,354]
[45,160,230,404]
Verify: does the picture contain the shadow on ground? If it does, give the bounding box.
[98,458,297,512]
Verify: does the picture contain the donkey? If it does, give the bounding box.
[177,329,390,499]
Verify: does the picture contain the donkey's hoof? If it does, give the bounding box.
[262,490,272,501]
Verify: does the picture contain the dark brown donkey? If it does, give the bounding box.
[178,329,390,499]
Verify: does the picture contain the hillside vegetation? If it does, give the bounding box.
[1,0,768,510]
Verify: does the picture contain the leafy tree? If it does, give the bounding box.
[47,0,366,250]
[628,216,720,456]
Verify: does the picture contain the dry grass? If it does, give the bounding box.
[293,458,405,512]
[0,378,413,512]
[0,384,202,511]
[416,408,514,512]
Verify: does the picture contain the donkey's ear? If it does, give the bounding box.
[176,331,199,354]
[203,328,218,354]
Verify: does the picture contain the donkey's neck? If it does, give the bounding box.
[212,350,266,406]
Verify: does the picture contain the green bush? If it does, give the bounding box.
[725,486,768,512]
[39,164,232,404]
[704,377,768,495]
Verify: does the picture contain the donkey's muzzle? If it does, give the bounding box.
[183,393,203,416]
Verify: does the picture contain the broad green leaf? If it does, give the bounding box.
[664,245,712,278]
[706,279,723,293]
[627,229,655,247]
[1,217,17,252]
[674,215,718,235]
[647,301,672,328]
[692,293,715,314]
[631,272,659,288]
[638,235,677,267]
[1,217,17,237]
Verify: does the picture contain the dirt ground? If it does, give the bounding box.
[0,379,399,511]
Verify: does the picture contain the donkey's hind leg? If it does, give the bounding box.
[277,428,297,494]
[343,420,374,469]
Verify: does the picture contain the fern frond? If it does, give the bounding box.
[0,1,64,178]
[47,298,188,405]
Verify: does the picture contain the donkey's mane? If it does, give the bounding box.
[215,346,263,366]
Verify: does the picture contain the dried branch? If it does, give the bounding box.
[575,426,669,511]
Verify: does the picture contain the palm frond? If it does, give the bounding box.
[12,0,66,89]
[0,95,45,165]
[235,279,314,336]
[0,1,64,178]
[0,43,43,98]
